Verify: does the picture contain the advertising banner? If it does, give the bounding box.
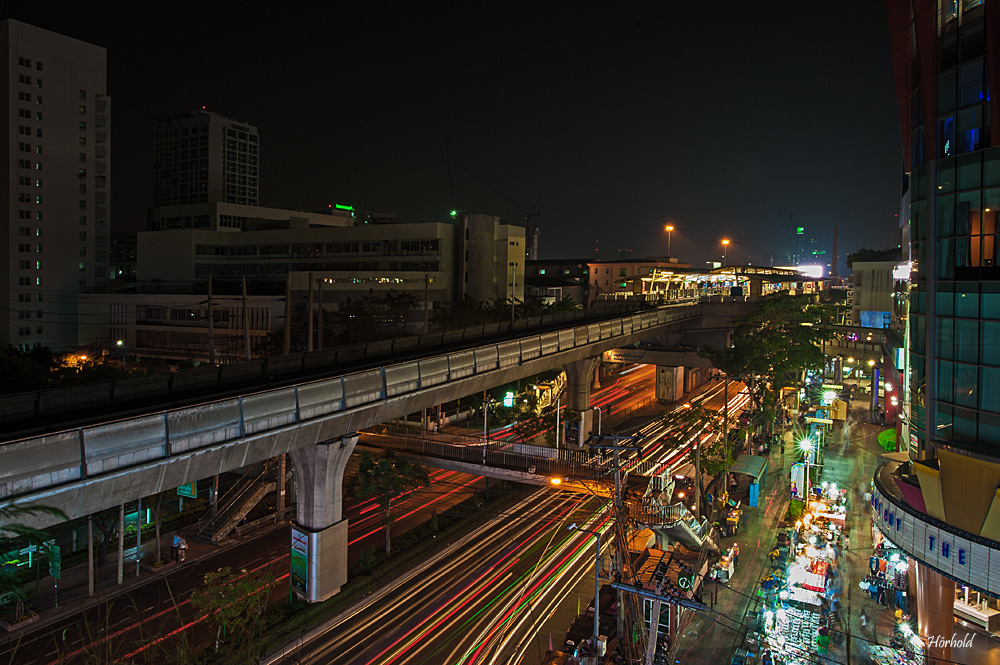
[290,527,309,595]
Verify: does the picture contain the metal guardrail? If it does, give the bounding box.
[0,299,655,428]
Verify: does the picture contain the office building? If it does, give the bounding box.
[82,211,524,360]
[152,110,259,208]
[2,20,110,351]
[878,2,1000,661]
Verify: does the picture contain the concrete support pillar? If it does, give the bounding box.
[913,560,954,665]
[656,366,685,402]
[288,434,359,603]
[564,357,598,412]
[564,358,598,447]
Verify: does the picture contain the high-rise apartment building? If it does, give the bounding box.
[152,110,259,208]
[878,2,1000,662]
[1,20,110,351]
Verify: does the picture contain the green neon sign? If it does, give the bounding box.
[335,204,354,211]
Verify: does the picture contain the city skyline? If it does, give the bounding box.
[6,2,902,267]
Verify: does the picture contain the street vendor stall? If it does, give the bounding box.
[728,454,768,507]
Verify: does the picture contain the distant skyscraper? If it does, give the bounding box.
[2,20,110,351]
[773,209,804,265]
[152,110,259,207]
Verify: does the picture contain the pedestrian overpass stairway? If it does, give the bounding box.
[196,462,277,544]
[625,501,718,553]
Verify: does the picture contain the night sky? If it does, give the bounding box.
[12,2,902,268]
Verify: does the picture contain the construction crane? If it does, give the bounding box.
[454,163,542,260]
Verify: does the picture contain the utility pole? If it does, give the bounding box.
[317,277,324,351]
[241,276,251,361]
[424,273,430,333]
[283,273,292,355]
[306,272,314,352]
[207,274,216,364]
[589,434,643,649]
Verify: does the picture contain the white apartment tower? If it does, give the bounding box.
[153,110,259,208]
[2,20,110,351]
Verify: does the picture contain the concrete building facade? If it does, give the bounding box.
[2,20,110,351]
[152,110,259,208]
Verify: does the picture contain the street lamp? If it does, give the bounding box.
[568,523,602,652]
[483,398,496,465]
[799,437,814,508]
[594,406,602,437]
[664,224,674,258]
[722,239,730,267]
[116,339,126,370]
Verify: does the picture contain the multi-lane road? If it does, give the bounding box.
[4,364,749,665]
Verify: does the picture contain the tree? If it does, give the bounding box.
[703,294,826,439]
[348,450,430,554]
[845,246,902,269]
[190,566,277,663]
[0,503,66,624]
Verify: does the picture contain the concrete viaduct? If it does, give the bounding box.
[1,300,760,601]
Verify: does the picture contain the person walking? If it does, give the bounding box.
[844,534,851,551]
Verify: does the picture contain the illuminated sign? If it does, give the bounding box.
[871,485,1000,597]
[796,226,805,234]
[335,204,354,211]
[603,349,646,364]
[895,348,905,370]
[893,261,912,280]
[503,391,515,408]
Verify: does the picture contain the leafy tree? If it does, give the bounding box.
[0,503,66,623]
[190,566,277,663]
[336,290,419,344]
[348,450,430,554]
[702,294,825,440]
[506,393,542,444]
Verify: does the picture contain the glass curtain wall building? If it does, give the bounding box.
[884,2,1000,662]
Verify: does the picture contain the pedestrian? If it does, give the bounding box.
[844,534,851,551]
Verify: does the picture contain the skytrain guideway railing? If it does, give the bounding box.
[0,305,700,505]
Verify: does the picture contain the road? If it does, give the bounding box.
[5,364,737,664]
[2,467,486,665]
[267,489,610,665]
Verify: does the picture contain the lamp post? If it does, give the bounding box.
[799,437,814,509]
[594,406,602,436]
[568,523,602,652]
[483,398,496,465]
[722,239,730,267]
[664,224,674,258]
[116,339,126,370]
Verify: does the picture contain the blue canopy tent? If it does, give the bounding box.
[728,454,768,507]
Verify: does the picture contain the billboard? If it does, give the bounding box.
[290,527,309,595]
[860,310,891,328]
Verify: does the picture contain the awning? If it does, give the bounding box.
[877,451,909,466]
[729,454,768,482]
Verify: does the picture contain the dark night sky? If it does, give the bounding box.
[13,2,903,268]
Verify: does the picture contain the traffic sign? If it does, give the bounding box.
[177,482,197,498]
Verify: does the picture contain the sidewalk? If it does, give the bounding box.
[672,423,797,664]
[2,518,286,642]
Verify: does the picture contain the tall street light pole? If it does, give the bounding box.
[483,398,495,465]
[722,239,730,267]
[568,523,602,653]
[116,339,126,370]
[664,224,674,258]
